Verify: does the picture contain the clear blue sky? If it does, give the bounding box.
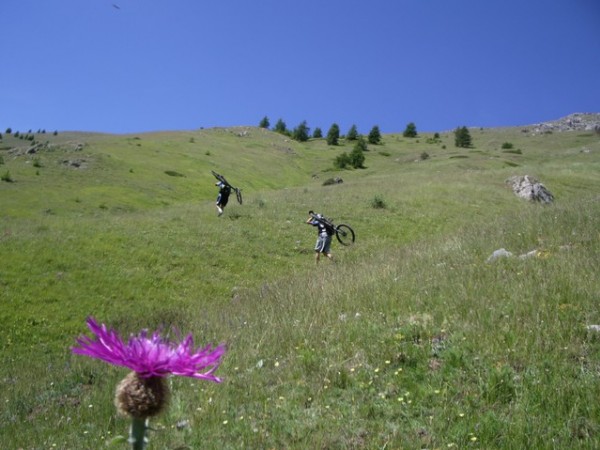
[1,0,599,135]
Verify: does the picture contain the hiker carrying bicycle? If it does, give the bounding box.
[211,170,243,216]
[306,210,335,263]
[215,181,231,216]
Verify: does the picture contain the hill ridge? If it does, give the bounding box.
[528,112,600,133]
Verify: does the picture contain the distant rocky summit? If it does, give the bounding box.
[527,113,600,134]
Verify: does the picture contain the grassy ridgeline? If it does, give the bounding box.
[1,127,599,448]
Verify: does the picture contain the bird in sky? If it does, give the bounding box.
[112,3,120,10]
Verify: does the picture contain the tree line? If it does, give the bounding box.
[259,116,389,146]
[1,128,59,141]
[257,116,473,170]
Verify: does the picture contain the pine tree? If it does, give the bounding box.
[292,120,310,142]
[403,122,417,138]
[326,123,340,146]
[259,116,270,128]
[355,135,368,152]
[346,124,359,141]
[313,127,323,139]
[274,119,288,135]
[368,125,381,144]
[349,144,365,168]
[454,126,472,148]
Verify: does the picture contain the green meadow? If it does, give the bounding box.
[1,124,599,449]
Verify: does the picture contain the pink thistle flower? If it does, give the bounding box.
[72,317,225,382]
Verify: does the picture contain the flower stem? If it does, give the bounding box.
[129,417,149,450]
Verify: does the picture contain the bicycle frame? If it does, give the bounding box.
[309,212,355,246]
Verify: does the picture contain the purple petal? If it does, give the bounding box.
[71,317,225,380]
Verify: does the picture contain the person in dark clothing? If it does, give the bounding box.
[215,181,231,216]
[306,211,335,263]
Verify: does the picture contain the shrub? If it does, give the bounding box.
[354,135,368,152]
[1,170,13,182]
[370,195,386,209]
[33,158,43,168]
[349,145,365,168]
[334,152,351,169]
[501,142,514,149]
[420,152,430,160]
[426,133,442,145]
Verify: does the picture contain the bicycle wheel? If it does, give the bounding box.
[236,188,243,205]
[335,224,355,246]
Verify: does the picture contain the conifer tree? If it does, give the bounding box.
[403,122,418,138]
[274,119,288,135]
[454,126,472,148]
[350,144,365,168]
[346,124,359,141]
[326,123,340,146]
[292,120,310,142]
[259,116,270,128]
[356,135,368,151]
[368,125,381,144]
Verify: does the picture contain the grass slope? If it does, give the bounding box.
[1,125,599,449]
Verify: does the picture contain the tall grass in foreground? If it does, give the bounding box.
[2,196,598,449]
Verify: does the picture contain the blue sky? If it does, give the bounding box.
[1,0,599,135]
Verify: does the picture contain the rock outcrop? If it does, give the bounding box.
[506,175,554,203]
[527,113,600,135]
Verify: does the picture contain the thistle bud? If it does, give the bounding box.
[115,371,169,418]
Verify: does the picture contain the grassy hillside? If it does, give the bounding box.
[1,125,599,449]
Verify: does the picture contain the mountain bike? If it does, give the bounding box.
[309,211,355,246]
[212,170,243,205]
